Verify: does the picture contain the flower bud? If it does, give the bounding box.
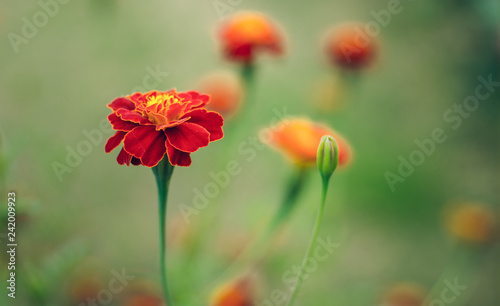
[317,135,339,180]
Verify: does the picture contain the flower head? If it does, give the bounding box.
[219,12,283,63]
[325,23,377,70]
[198,71,243,117]
[264,118,351,167]
[446,203,496,244]
[122,278,163,306]
[105,90,224,167]
[211,277,254,306]
[381,283,427,306]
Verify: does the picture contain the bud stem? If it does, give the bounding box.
[287,176,331,306]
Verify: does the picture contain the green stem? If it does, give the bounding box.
[236,168,308,265]
[287,176,330,306]
[268,167,309,232]
[227,63,256,140]
[198,167,308,304]
[152,158,175,306]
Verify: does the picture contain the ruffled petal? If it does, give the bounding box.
[117,148,132,166]
[116,109,152,125]
[183,109,224,141]
[108,97,135,111]
[187,91,210,104]
[166,138,192,167]
[123,126,167,167]
[180,91,210,109]
[164,122,210,153]
[105,131,126,153]
[108,113,139,131]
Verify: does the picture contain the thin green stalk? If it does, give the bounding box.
[226,168,308,272]
[196,167,308,304]
[152,158,175,306]
[287,176,330,306]
[223,63,257,143]
[268,167,309,231]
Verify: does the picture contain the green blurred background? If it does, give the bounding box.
[0,0,499,305]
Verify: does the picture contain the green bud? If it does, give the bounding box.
[317,135,339,180]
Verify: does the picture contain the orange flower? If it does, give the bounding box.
[211,278,254,306]
[121,278,163,306]
[69,275,103,304]
[446,203,496,243]
[381,283,427,306]
[264,118,352,167]
[105,90,224,167]
[219,12,283,63]
[198,71,243,117]
[325,23,377,70]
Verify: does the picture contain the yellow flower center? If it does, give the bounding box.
[146,94,167,107]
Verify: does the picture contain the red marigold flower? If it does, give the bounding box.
[219,12,283,63]
[105,90,224,167]
[325,23,377,70]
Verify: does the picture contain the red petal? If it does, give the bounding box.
[186,91,210,104]
[141,139,167,167]
[116,109,151,125]
[108,97,135,111]
[180,91,209,109]
[105,131,126,153]
[165,103,185,122]
[128,92,143,102]
[108,113,139,131]
[117,148,132,166]
[164,122,210,153]
[166,139,192,167]
[123,126,167,167]
[183,109,224,141]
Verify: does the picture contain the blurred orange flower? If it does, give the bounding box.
[69,275,103,304]
[381,283,427,306]
[219,12,283,63]
[211,277,254,306]
[446,203,496,243]
[325,23,377,70]
[198,71,243,117]
[264,118,352,167]
[121,278,163,306]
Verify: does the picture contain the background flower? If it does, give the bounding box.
[264,118,352,167]
[218,11,283,63]
[445,203,496,243]
[325,23,377,70]
[198,71,243,118]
